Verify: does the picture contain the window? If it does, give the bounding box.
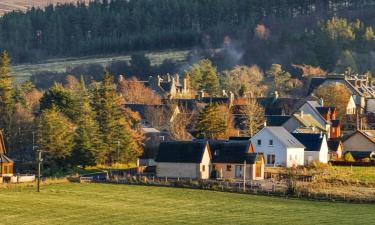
[257,139,262,146]
[202,165,205,172]
[266,154,275,164]
[4,166,8,174]
[235,165,243,178]
[159,136,165,141]
[289,155,293,161]
[269,139,273,146]
[226,165,232,171]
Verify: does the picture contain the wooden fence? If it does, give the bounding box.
[86,175,375,204]
[330,161,375,166]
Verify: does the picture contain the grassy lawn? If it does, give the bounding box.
[0,183,374,225]
[329,166,375,183]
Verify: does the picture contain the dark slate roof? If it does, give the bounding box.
[155,141,208,163]
[256,97,302,116]
[346,151,374,160]
[307,77,327,95]
[0,154,13,163]
[331,120,341,128]
[201,97,230,104]
[316,107,330,115]
[292,133,324,151]
[209,140,258,164]
[163,99,198,112]
[124,104,174,119]
[229,136,251,141]
[160,82,172,92]
[327,138,342,152]
[266,116,290,126]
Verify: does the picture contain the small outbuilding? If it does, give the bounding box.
[0,130,14,182]
[155,141,211,179]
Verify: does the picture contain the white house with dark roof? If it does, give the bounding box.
[251,127,305,167]
[292,133,329,165]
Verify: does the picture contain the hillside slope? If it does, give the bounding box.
[0,0,88,15]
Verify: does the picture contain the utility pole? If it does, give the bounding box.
[243,160,246,192]
[36,149,43,192]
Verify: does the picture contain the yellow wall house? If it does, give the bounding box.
[0,130,14,182]
[155,141,211,179]
[210,141,264,181]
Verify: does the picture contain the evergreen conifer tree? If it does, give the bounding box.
[70,77,103,167]
[92,72,142,164]
[194,103,227,139]
[0,51,14,146]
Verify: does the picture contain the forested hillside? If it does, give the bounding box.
[1,0,375,73]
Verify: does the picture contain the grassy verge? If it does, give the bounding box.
[0,183,374,225]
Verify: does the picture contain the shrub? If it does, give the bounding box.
[344,152,355,162]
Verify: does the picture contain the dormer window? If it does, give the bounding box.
[257,139,262,146]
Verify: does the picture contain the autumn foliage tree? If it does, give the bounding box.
[314,83,351,119]
[118,76,161,104]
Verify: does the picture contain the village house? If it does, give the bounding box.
[343,130,375,152]
[297,101,331,131]
[292,133,329,165]
[251,127,305,167]
[209,140,264,180]
[155,141,211,179]
[283,111,328,136]
[327,138,344,159]
[0,131,14,183]
[308,74,374,112]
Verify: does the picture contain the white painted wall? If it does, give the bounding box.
[286,148,305,167]
[200,146,211,179]
[251,128,304,167]
[252,129,287,167]
[366,98,375,114]
[346,96,356,115]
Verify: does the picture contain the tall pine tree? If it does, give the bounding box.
[92,72,142,165]
[0,51,14,149]
[70,77,103,167]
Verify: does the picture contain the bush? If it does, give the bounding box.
[344,152,355,162]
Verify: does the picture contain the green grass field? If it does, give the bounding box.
[0,183,374,225]
[12,49,190,83]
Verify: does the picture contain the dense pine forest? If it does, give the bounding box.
[1,0,375,74]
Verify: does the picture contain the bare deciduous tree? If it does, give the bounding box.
[240,98,265,136]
